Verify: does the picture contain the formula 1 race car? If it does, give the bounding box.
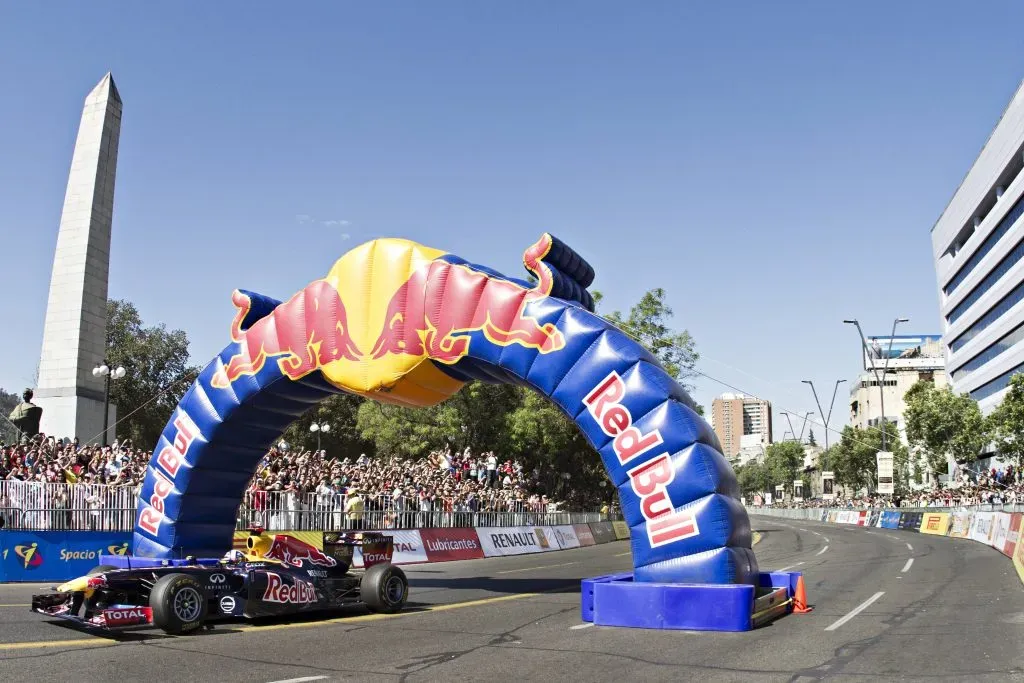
[30,529,408,635]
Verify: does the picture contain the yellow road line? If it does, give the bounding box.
[496,562,575,575]
[0,604,30,607]
[0,637,115,651]
[613,551,631,557]
[753,532,763,546]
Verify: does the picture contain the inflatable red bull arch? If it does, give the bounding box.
[134,234,758,587]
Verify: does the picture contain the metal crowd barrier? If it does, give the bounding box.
[0,481,603,532]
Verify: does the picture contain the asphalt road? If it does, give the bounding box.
[0,518,1021,682]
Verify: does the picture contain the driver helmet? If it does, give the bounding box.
[222,549,245,563]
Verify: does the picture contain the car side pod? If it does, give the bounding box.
[580,571,803,632]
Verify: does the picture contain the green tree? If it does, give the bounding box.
[763,441,805,492]
[505,389,608,506]
[827,423,909,495]
[281,392,374,457]
[988,372,1024,467]
[598,288,700,391]
[904,380,989,475]
[0,387,20,443]
[735,461,771,497]
[807,428,817,447]
[106,300,200,448]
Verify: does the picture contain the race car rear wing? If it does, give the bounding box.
[322,531,394,568]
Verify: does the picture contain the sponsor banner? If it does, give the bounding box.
[918,512,951,536]
[949,510,973,539]
[856,511,869,527]
[354,529,427,567]
[551,525,580,550]
[868,510,881,528]
[1014,517,1024,586]
[611,521,630,540]
[573,524,596,547]
[478,527,559,557]
[0,531,131,582]
[898,512,923,530]
[991,513,1011,553]
[1005,513,1022,559]
[820,511,829,523]
[419,528,485,562]
[969,512,996,545]
[879,511,901,529]
[589,522,616,544]
[827,511,838,523]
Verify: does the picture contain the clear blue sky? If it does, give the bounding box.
[3,2,1024,444]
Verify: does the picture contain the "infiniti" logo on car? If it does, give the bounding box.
[210,573,226,583]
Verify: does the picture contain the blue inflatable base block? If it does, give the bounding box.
[100,555,222,569]
[581,571,800,631]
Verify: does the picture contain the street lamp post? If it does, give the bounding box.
[843,317,908,452]
[797,411,814,444]
[780,411,797,442]
[802,379,847,452]
[309,422,331,450]
[92,361,126,446]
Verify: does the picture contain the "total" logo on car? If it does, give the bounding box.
[262,573,318,604]
[103,607,152,626]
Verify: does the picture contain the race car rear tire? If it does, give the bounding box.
[360,563,408,614]
[88,564,119,576]
[150,573,208,634]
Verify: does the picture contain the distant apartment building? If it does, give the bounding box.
[711,393,772,461]
[848,336,947,443]
[931,79,1024,414]
[848,334,947,486]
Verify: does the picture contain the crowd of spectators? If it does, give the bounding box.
[243,445,561,529]
[0,431,564,530]
[1,435,150,487]
[755,465,1023,509]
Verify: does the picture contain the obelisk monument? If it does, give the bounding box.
[35,73,122,444]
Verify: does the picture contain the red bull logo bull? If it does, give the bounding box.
[209,235,566,406]
[263,534,337,568]
[369,237,564,363]
[211,280,362,387]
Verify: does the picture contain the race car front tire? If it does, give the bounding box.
[360,563,408,614]
[150,573,208,634]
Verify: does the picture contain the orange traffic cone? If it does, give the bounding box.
[792,575,812,614]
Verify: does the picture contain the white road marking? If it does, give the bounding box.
[823,537,830,543]
[825,591,886,631]
[906,543,913,551]
[811,531,822,536]
[570,622,595,630]
[816,545,829,556]
[265,677,328,683]
[798,528,808,532]
[901,558,914,573]
[776,562,805,572]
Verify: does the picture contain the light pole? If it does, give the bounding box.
[797,411,814,444]
[278,440,288,451]
[780,411,814,443]
[780,411,798,442]
[92,361,126,446]
[802,379,847,452]
[309,422,331,450]
[843,317,908,452]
